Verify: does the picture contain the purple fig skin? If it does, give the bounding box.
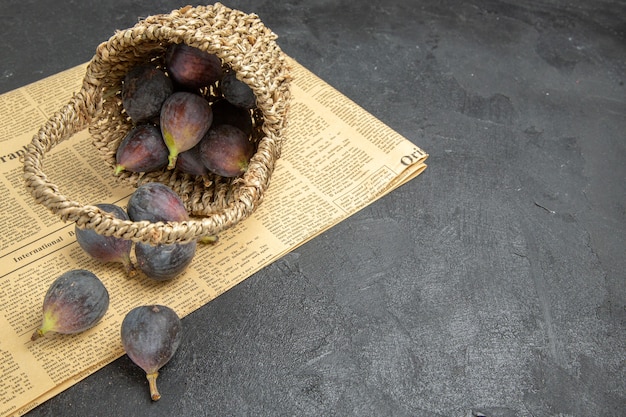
[211,99,253,136]
[165,43,223,90]
[199,124,255,177]
[175,143,210,176]
[31,270,109,340]
[221,71,256,109]
[122,64,174,123]
[121,305,182,401]
[115,124,169,175]
[135,240,197,281]
[160,92,213,169]
[127,183,189,223]
[75,203,136,276]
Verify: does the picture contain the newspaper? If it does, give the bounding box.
[0,56,427,416]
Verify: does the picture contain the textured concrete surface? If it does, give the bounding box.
[2,0,625,416]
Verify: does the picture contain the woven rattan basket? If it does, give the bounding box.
[23,3,291,245]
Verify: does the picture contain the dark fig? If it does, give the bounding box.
[175,142,210,177]
[199,124,255,177]
[75,203,136,276]
[135,240,197,281]
[221,71,256,109]
[160,92,213,169]
[127,183,189,223]
[32,269,109,340]
[121,305,182,401]
[211,99,253,136]
[122,64,174,123]
[165,43,223,90]
[115,124,169,175]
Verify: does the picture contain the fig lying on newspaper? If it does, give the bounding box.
[135,240,197,281]
[31,270,109,341]
[127,183,197,280]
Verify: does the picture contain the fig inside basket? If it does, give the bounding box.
[23,3,291,245]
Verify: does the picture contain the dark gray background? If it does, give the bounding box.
[2,1,625,416]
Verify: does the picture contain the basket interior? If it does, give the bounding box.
[86,4,291,217]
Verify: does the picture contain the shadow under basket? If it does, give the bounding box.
[23,3,291,245]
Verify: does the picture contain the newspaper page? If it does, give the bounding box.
[0,56,428,417]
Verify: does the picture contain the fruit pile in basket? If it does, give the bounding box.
[116,43,259,180]
[24,3,291,243]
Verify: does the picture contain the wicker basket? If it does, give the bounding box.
[23,3,291,245]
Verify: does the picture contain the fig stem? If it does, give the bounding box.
[146,372,161,401]
[31,328,45,341]
[114,164,125,176]
[199,235,219,244]
[124,260,138,278]
[167,154,178,170]
[31,314,55,341]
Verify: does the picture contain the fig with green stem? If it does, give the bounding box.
[114,124,169,175]
[199,124,255,177]
[32,270,109,340]
[160,91,212,169]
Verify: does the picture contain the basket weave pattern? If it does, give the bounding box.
[23,3,291,245]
